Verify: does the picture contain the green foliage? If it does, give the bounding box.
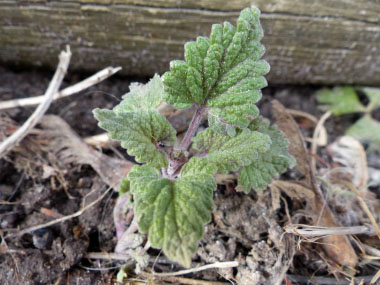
[128,158,217,267]
[346,115,380,153]
[93,6,294,268]
[317,87,365,115]
[113,74,164,113]
[163,6,269,136]
[118,177,130,195]
[93,109,176,168]
[317,86,380,152]
[192,128,271,173]
[238,117,296,193]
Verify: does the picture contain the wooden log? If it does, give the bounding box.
[1,0,379,85]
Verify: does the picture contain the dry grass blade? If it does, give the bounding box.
[287,108,328,146]
[0,46,71,158]
[311,111,331,173]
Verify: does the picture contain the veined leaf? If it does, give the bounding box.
[238,117,295,193]
[113,74,165,113]
[128,158,217,267]
[163,6,269,135]
[93,109,176,168]
[346,115,380,153]
[192,128,271,173]
[316,86,365,115]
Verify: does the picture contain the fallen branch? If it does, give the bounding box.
[0,46,71,158]
[0,66,121,110]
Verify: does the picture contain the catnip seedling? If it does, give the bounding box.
[93,6,295,267]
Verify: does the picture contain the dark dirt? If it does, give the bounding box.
[0,65,379,284]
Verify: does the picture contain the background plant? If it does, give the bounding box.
[317,86,380,152]
[93,6,294,267]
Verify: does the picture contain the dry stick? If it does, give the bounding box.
[285,224,379,237]
[150,261,239,277]
[6,186,112,238]
[0,66,122,110]
[364,244,380,258]
[0,47,72,158]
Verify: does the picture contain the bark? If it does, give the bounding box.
[1,0,379,85]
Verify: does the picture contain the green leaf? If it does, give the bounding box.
[346,115,380,153]
[238,117,296,193]
[192,128,271,173]
[93,109,176,168]
[162,6,269,135]
[316,86,365,115]
[113,74,165,113]
[128,158,217,267]
[118,177,130,195]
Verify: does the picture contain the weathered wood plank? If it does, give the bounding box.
[0,0,379,85]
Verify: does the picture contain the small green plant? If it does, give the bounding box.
[317,86,380,152]
[93,6,294,267]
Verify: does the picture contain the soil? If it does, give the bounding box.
[0,65,379,284]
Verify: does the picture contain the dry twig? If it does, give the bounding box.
[0,66,121,110]
[150,261,239,276]
[285,224,379,237]
[0,46,72,158]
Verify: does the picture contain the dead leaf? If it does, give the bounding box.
[39,115,133,189]
[271,180,315,202]
[272,100,311,186]
[329,136,368,189]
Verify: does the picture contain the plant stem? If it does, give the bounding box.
[178,104,205,151]
[165,104,205,178]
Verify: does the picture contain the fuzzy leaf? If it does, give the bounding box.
[192,128,271,173]
[346,115,380,153]
[163,6,269,135]
[113,74,164,113]
[93,109,176,168]
[118,177,130,195]
[128,158,217,267]
[238,117,296,193]
[316,86,365,115]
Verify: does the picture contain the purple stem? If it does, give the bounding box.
[166,104,205,177]
[178,104,205,151]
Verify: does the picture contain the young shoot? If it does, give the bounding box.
[93,6,295,267]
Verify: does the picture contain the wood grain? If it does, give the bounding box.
[1,0,379,85]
